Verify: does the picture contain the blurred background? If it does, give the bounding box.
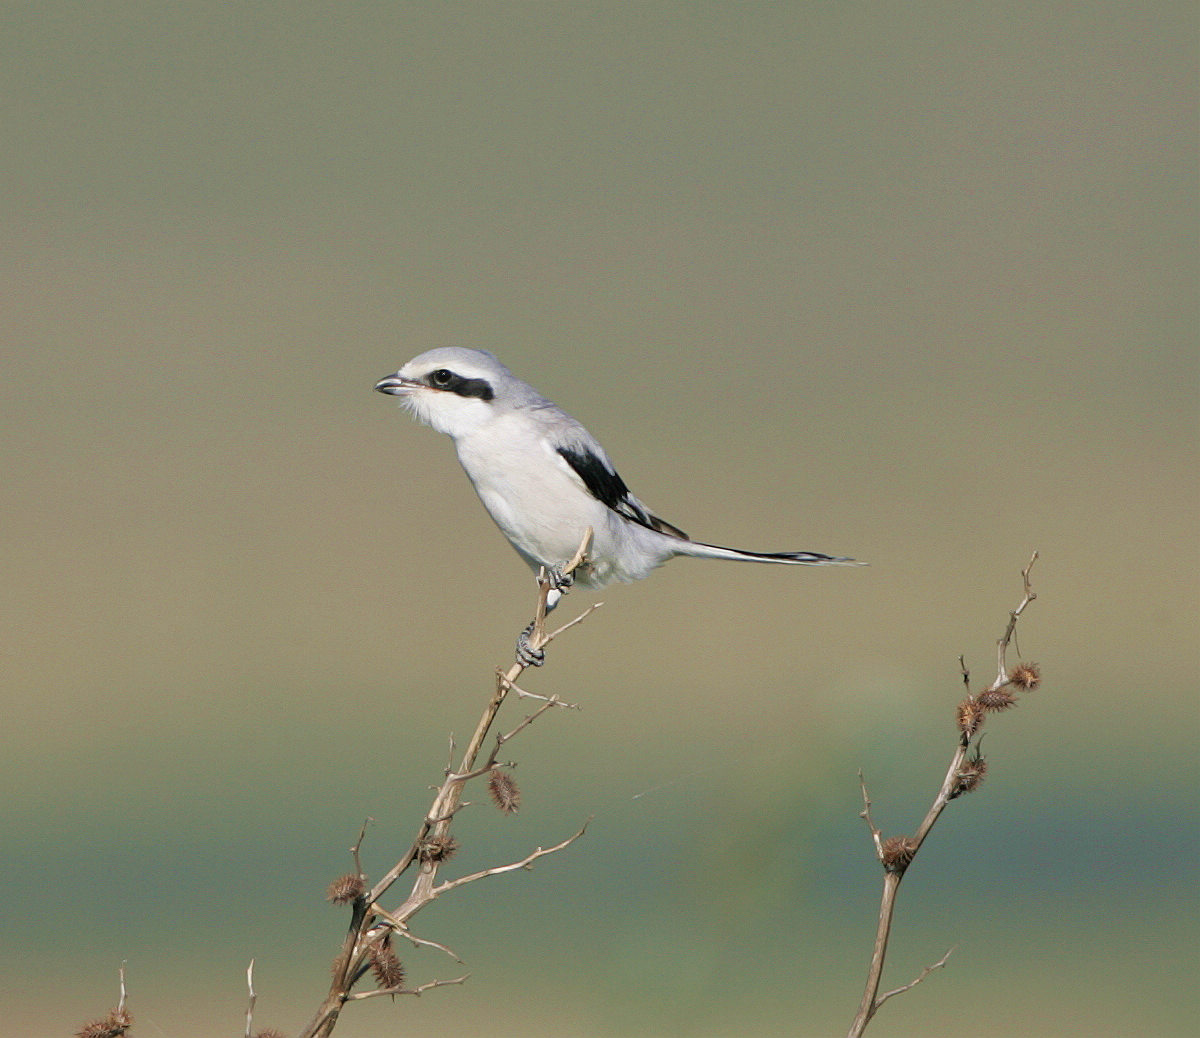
[2,4,1196,1035]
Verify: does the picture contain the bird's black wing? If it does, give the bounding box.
[556,445,689,540]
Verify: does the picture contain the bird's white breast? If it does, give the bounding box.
[453,416,611,577]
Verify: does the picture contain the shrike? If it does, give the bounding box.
[375,347,859,661]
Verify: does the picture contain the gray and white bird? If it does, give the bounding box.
[375,348,859,652]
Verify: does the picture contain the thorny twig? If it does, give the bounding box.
[847,553,1041,1037]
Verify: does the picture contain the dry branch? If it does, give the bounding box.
[846,552,1041,1037]
[297,530,597,1038]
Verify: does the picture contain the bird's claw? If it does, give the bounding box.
[520,557,584,665]
[539,563,577,616]
[516,623,546,668]
[546,566,575,592]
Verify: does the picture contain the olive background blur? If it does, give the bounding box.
[2,4,1196,1036]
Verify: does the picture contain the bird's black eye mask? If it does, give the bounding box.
[425,369,494,401]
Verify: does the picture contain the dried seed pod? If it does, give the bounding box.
[880,835,918,873]
[418,833,460,863]
[957,696,986,741]
[977,687,1017,712]
[371,938,406,991]
[950,753,988,798]
[1008,661,1041,691]
[488,768,521,814]
[76,1009,133,1038]
[326,873,365,905]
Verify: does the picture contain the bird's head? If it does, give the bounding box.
[375,347,513,437]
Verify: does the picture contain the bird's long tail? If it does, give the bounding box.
[675,541,863,566]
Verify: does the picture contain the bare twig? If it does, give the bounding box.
[547,601,603,641]
[432,820,590,895]
[244,960,256,1038]
[351,820,371,884]
[857,771,885,859]
[846,553,1041,1037]
[497,670,582,709]
[344,974,471,1001]
[874,947,954,1009]
[392,923,464,962]
[994,550,1038,686]
[495,693,577,748]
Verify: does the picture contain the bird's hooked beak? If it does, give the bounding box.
[374,373,419,396]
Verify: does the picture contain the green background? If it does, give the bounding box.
[2,4,1195,1035]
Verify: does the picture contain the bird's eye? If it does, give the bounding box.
[430,369,454,386]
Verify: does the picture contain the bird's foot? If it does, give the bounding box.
[546,565,575,593]
[520,557,584,666]
[516,623,546,668]
[538,563,576,616]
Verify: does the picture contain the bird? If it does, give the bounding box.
[375,347,859,663]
